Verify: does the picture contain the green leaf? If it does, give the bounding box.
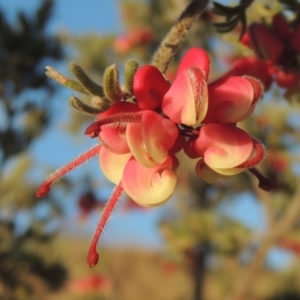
[123,59,139,95]
[45,66,89,94]
[213,15,240,33]
[103,64,123,101]
[69,96,105,114]
[69,62,105,97]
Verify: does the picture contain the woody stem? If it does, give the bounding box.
[151,0,209,73]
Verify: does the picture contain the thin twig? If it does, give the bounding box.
[250,170,275,230]
[228,181,300,300]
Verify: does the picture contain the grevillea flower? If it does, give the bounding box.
[203,75,263,124]
[133,47,210,125]
[220,57,273,92]
[162,48,209,126]
[238,14,300,89]
[36,47,267,268]
[86,102,179,199]
[194,123,264,182]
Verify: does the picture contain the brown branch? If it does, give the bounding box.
[151,0,209,73]
[250,169,275,230]
[228,181,300,300]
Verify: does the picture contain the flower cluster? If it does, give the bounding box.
[83,47,264,205]
[37,47,265,267]
[225,14,300,90]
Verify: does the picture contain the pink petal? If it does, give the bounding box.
[177,47,210,80]
[126,111,178,167]
[99,125,129,154]
[222,57,272,91]
[194,124,253,170]
[243,76,264,103]
[126,123,156,167]
[204,76,255,124]
[142,111,178,162]
[122,157,177,206]
[99,146,131,184]
[97,102,140,153]
[162,67,208,126]
[133,65,171,110]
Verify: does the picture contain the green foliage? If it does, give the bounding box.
[0,1,67,299]
[0,0,62,160]
[213,0,253,39]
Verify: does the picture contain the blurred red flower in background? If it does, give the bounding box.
[225,14,300,90]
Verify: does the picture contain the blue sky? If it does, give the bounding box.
[2,0,167,250]
[2,0,292,267]
[2,0,122,34]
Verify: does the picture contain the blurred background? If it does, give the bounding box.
[1,0,300,299]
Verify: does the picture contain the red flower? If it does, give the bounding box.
[203,75,263,123]
[221,57,272,91]
[237,14,300,89]
[194,124,263,182]
[37,47,265,267]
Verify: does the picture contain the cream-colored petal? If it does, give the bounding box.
[99,146,131,184]
[122,157,177,207]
